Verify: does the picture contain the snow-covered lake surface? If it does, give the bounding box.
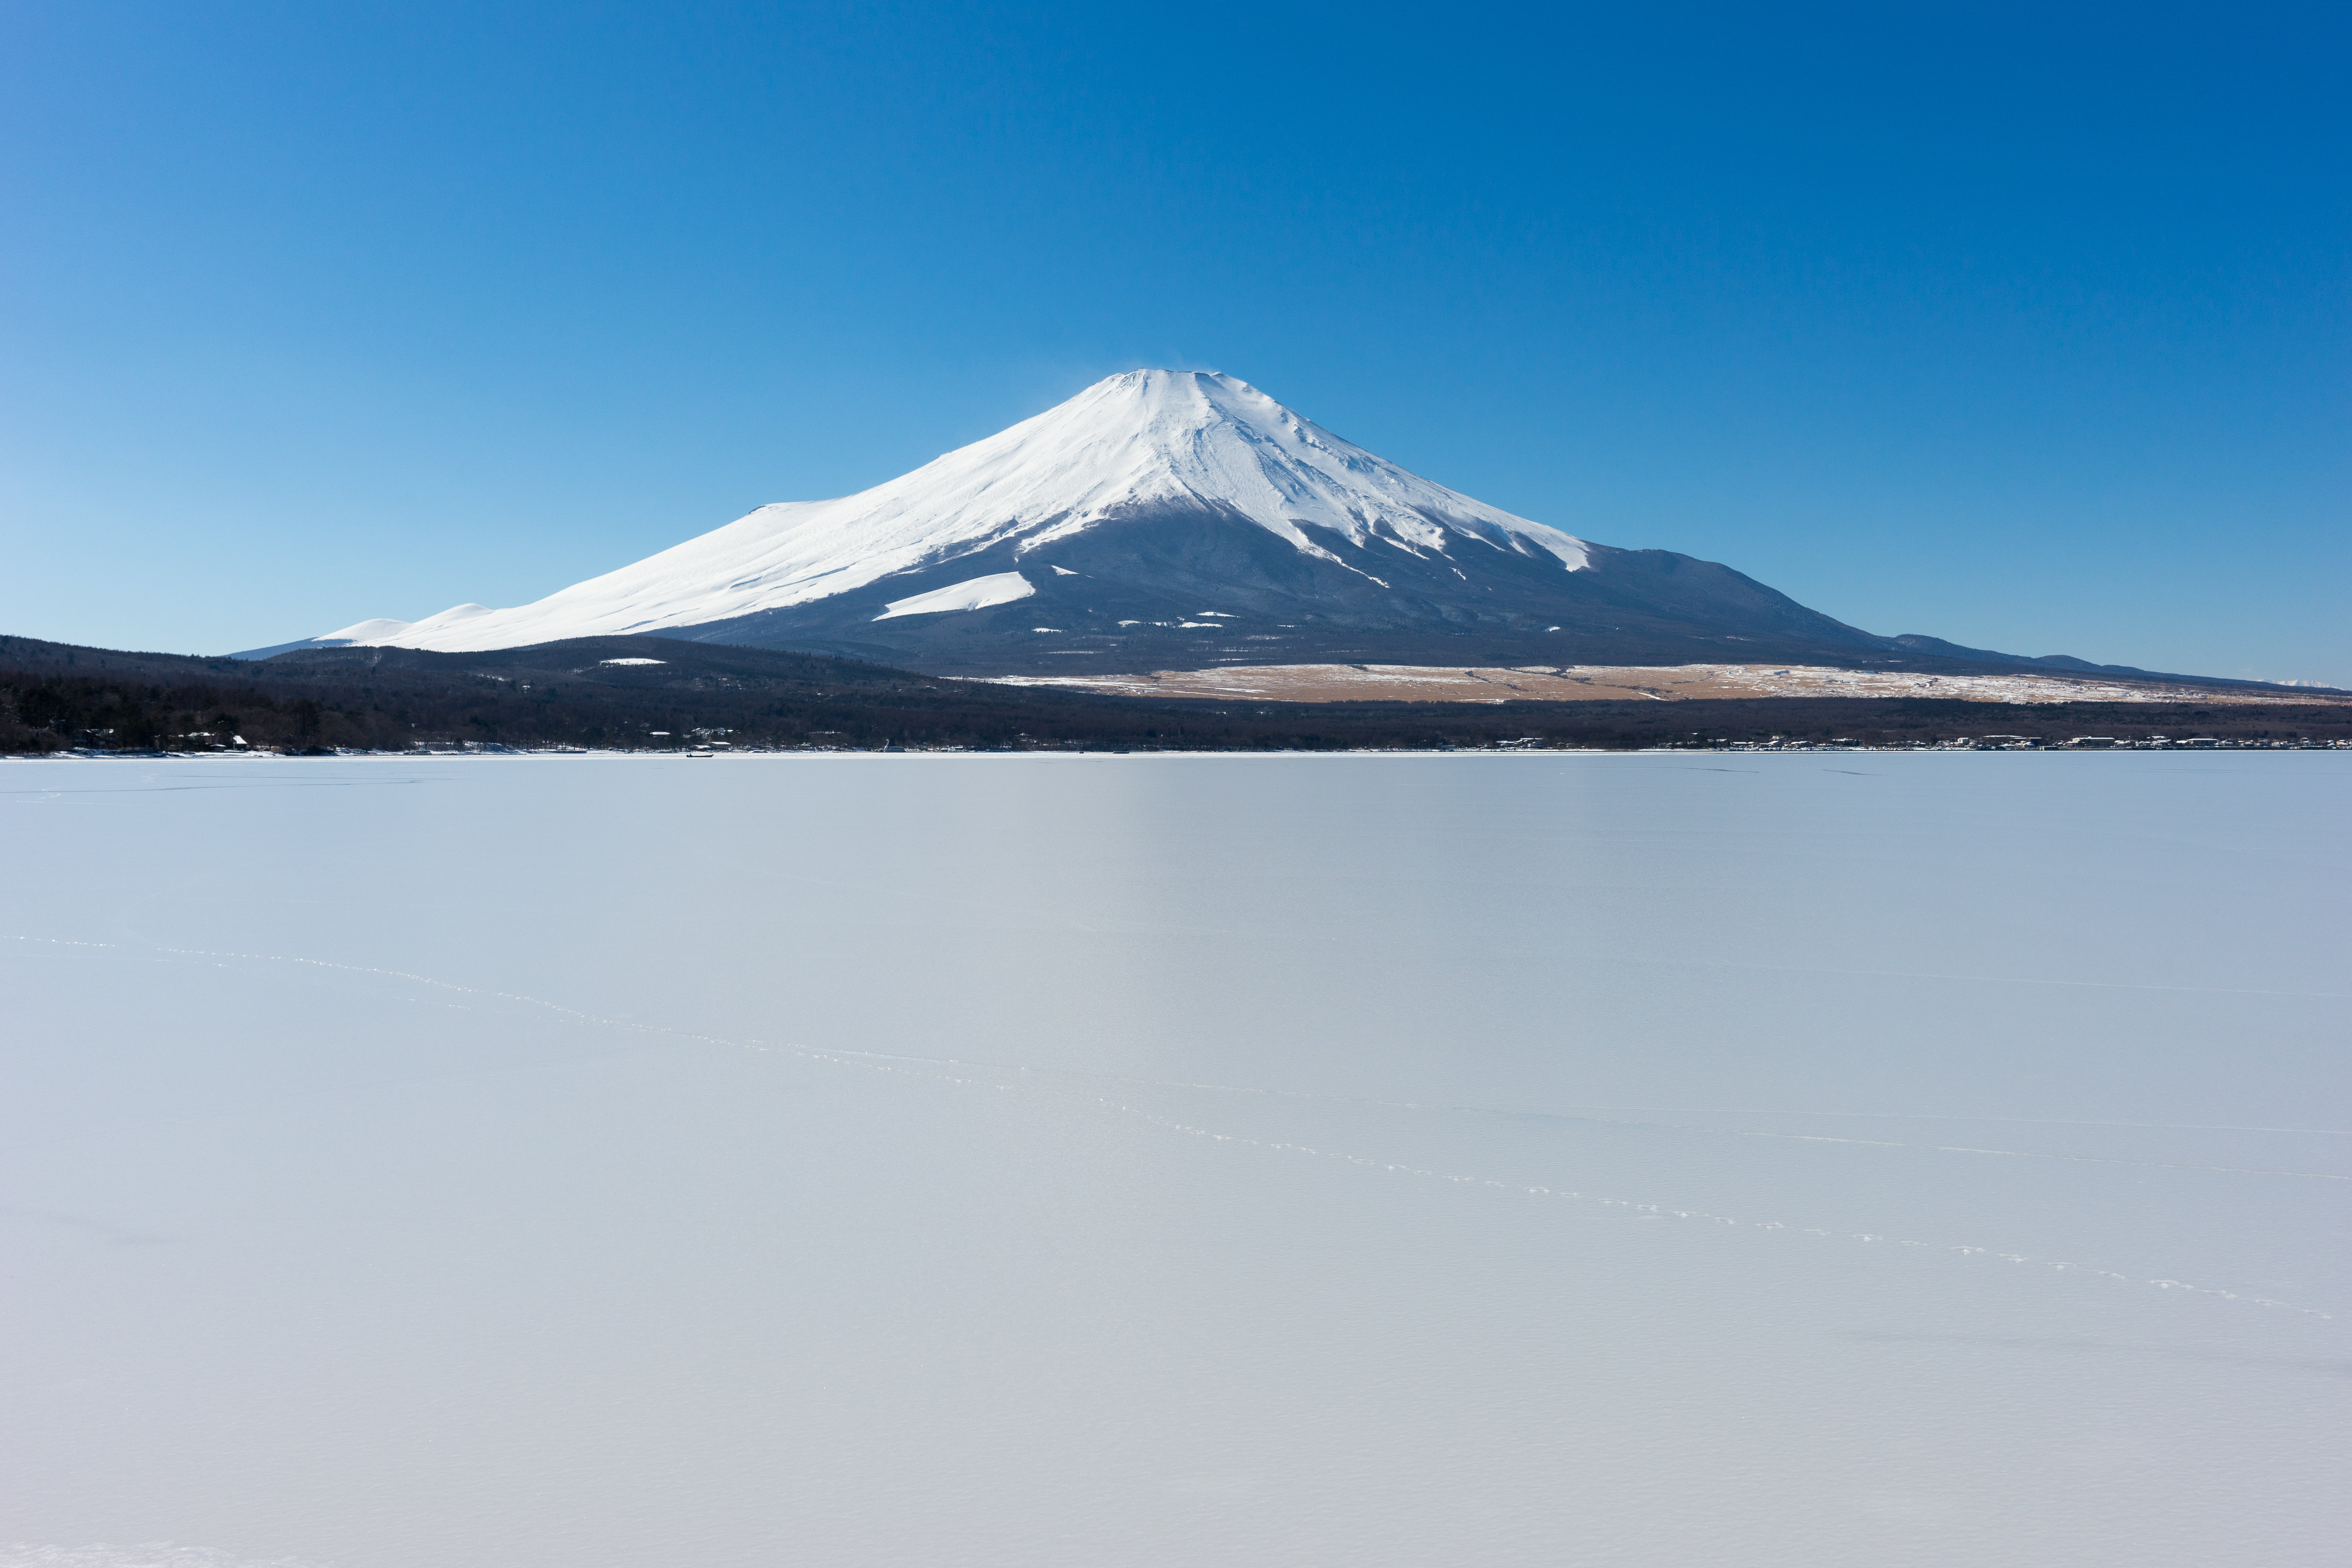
[3,752,2345,1568]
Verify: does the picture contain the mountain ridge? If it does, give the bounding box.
[234,370,2224,680]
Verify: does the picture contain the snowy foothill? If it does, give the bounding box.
[315,617,418,644]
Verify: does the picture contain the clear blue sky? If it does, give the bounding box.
[4,1,2345,681]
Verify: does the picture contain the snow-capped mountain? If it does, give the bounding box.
[247,370,1900,672]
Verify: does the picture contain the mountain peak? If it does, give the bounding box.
[1064,367,1279,423]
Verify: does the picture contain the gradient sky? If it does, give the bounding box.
[4,1,2345,681]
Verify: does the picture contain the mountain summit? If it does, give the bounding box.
[253,370,1908,672]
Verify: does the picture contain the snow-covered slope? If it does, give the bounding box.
[230,615,423,661]
[312,371,1593,654]
[874,571,1038,621]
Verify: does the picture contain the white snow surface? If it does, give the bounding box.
[5,756,2347,1568]
[325,371,1591,652]
[316,617,418,644]
[873,571,1037,621]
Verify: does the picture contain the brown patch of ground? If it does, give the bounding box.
[982,662,2348,706]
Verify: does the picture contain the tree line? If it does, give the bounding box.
[3,632,2345,755]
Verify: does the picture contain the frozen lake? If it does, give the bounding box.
[3,752,2346,1567]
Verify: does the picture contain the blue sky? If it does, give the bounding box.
[4,1,2345,681]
